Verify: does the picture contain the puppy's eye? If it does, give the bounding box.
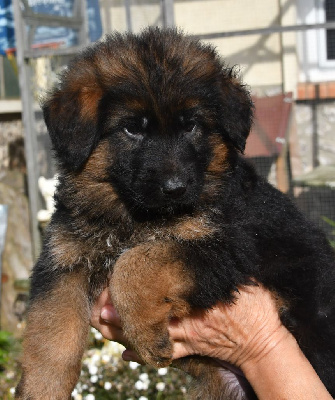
[179,116,197,134]
[123,127,144,139]
[123,117,148,140]
[184,121,197,133]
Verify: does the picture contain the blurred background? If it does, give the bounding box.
[0,0,334,398]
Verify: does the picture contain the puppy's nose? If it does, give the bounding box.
[162,177,187,198]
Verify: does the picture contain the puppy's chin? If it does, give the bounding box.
[117,183,202,221]
[128,201,196,222]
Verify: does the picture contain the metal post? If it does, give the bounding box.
[161,0,175,28]
[0,205,8,329]
[125,0,132,32]
[13,1,42,261]
[0,57,5,98]
[12,0,90,262]
[312,84,320,168]
[78,0,90,47]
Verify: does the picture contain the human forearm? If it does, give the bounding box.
[241,328,333,400]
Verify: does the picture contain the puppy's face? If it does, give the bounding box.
[101,93,212,214]
[44,29,253,218]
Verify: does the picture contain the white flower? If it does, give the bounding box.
[10,388,15,395]
[88,365,98,375]
[94,331,103,341]
[90,375,98,383]
[7,371,15,379]
[91,353,101,365]
[158,367,168,376]
[139,397,148,400]
[101,354,110,363]
[104,381,112,390]
[71,388,83,400]
[129,361,139,369]
[85,395,95,400]
[135,380,145,390]
[156,382,165,391]
[139,372,149,382]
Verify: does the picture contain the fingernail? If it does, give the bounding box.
[101,308,114,322]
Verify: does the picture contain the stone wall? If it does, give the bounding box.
[0,116,32,334]
[0,116,24,175]
[294,101,335,239]
[295,101,335,172]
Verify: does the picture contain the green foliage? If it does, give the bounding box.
[0,331,20,400]
[0,331,13,368]
[322,216,335,248]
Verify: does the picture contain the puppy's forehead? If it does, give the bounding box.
[62,31,223,126]
[102,35,218,92]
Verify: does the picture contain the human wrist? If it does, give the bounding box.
[240,326,333,400]
[238,323,294,375]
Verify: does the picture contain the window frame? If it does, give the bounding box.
[317,0,335,68]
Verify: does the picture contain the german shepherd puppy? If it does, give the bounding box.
[16,28,335,399]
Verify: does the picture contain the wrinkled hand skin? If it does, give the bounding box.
[110,241,194,367]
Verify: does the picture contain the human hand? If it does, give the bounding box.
[91,285,332,400]
[90,287,142,363]
[168,284,290,370]
[91,283,288,370]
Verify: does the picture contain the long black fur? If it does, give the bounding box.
[16,28,335,400]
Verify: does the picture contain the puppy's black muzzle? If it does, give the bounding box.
[161,176,187,198]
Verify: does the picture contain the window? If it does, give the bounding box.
[325,0,335,60]
[318,0,335,67]
[297,0,335,82]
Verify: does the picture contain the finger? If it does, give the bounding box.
[168,324,188,341]
[100,305,121,327]
[91,305,126,343]
[95,324,120,342]
[122,349,145,364]
[90,288,113,327]
[96,286,113,307]
[168,316,203,342]
[168,316,198,341]
[96,321,129,345]
[171,341,193,360]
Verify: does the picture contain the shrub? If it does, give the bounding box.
[73,328,190,400]
[0,331,20,399]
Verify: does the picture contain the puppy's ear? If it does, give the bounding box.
[43,67,103,171]
[219,70,254,153]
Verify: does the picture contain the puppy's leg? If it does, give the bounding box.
[174,357,256,400]
[110,241,194,367]
[15,270,90,400]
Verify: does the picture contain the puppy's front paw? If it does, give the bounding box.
[110,241,195,368]
[135,330,173,367]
